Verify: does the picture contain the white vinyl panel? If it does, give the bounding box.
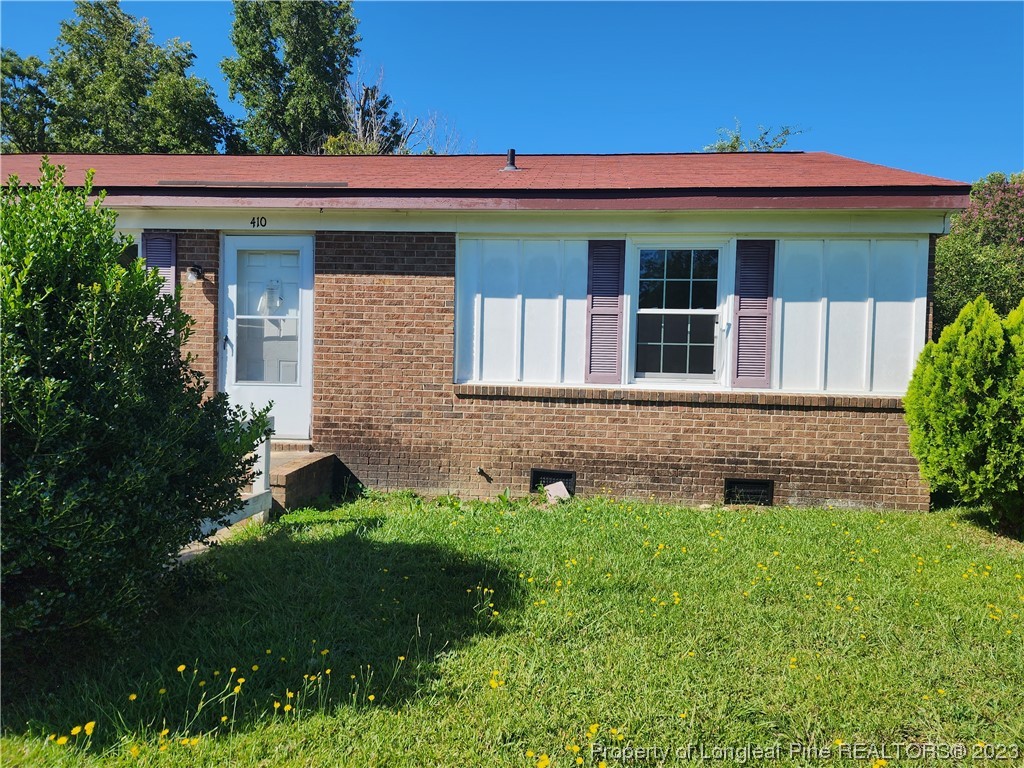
[872,240,920,393]
[825,240,870,392]
[520,240,562,383]
[778,240,824,391]
[479,239,519,382]
[455,240,480,382]
[562,240,589,384]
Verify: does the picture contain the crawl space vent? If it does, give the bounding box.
[530,468,576,495]
[724,478,774,506]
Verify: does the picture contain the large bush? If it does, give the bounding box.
[905,296,1024,531]
[1,162,269,653]
[933,172,1024,335]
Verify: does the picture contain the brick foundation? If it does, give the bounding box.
[311,231,930,510]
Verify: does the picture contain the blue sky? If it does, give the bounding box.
[2,1,1021,183]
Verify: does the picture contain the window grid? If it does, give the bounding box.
[635,249,719,377]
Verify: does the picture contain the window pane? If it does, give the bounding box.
[666,250,691,279]
[663,314,689,343]
[664,281,691,309]
[637,314,662,344]
[639,280,664,309]
[237,318,299,383]
[690,314,716,344]
[692,250,718,279]
[691,281,717,309]
[689,344,714,374]
[663,345,688,374]
[635,344,661,374]
[639,250,664,279]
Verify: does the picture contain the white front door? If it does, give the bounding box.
[222,235,314,440]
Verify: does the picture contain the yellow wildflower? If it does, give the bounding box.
[176,664,186,673]
[56,736,69,746]
[70,726,82,736]
[84,721,95,736]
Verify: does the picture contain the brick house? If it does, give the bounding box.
[5,151,970,508]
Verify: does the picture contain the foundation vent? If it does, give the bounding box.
[530,468,576,495]
[724,478,774,506]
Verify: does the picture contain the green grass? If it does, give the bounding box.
[2,492,1023,767]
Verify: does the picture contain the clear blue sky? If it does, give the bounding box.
[2,1,1022,183]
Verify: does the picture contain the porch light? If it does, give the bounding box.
[187,265,205,282]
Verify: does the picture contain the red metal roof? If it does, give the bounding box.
[1,151,966,191]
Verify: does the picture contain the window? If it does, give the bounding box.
[635,248,719,378]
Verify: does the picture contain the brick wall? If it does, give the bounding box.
[312,231,930,510]
[147,229,220,388]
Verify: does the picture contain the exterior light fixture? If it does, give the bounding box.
[187,265,205,282]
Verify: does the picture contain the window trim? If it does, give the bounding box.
[624,238,734,386]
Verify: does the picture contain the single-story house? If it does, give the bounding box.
[4,151,970,509]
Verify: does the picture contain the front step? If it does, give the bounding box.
[270,451,339,512]
[271,439,313,453]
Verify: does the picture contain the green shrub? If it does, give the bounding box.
[905,295,1024,531]
[933,172,1024,335]
[0,161,269,654]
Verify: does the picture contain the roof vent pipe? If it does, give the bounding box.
[502,148,519,171]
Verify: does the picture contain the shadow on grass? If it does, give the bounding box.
[2,511,522,746]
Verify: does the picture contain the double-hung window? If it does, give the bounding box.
[635,248,719,379]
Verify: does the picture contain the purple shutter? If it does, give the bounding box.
[585,240,625,384]
[142,233,177,298]
[732,240,775,388]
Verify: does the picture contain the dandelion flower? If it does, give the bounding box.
[176,664,186,673]
[274,701,281,710]
[160,729,169,738]
[283,704,293,712]
[71,726,82,736]
[190,737,199,746]
[128,693,137,701]
[368,694,375,702]
[84,721,95,736]
[56,736,69,746]
[128,745,141,758]
[158,688,167,695]
[237,677,246,684]
[220,716,228,723]
[251,664,259,672]
[398,656,405,661]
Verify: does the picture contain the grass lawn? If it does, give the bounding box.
[2,492,1022,767]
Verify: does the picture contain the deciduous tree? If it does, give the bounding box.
[1,1,232,153]
[704,119,803,152]
[933,172,1024,335]
[222,0,359,154]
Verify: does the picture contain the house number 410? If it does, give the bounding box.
[250,216,268,228]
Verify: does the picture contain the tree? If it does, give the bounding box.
[1,1,233,153]
[933,172,1024,335]
[222,0,360,154]
[1,161,269,654]
[704,119,803,152]
[0,49,53,153]
[323,72,417,155]
[904,296,1024,532]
